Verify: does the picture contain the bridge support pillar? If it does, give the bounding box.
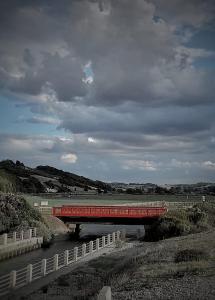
[74,224,81,238]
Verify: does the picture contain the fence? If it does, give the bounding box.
[0,231,121,297]
[0,228,37,246]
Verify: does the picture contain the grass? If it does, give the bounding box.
[175,249,209,263]
[23,193,215,207]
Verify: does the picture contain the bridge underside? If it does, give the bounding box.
[57,216,159,225]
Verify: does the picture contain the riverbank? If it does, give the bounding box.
[25,229,215,300]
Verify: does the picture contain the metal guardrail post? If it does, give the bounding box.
[74,247,78,261]
[89,241,93,253]
[96,238,100,251]
[3,233,7,245]
[102,236,106,248]
[10,271,16,288]
[26,264,33,283]
[64,250,69,265]
[82,244,86,257]
[41,259,47,276]
[54,254,59,271]
[116,231,120,241]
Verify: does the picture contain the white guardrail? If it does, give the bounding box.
[0,231,121,297]
[0,228,37,246]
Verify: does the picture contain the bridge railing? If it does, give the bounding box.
[0,231,121,297]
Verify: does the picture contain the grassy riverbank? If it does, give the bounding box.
[26,230,215,300]
[24,193,215,207]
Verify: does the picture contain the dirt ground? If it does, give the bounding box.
[26,230,215,300]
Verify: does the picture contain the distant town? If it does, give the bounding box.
[110,182,215,195]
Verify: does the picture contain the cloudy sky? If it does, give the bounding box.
[0,0,215,184]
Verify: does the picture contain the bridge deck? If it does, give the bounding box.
[52,205,167,219]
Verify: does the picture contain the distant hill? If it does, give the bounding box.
[0,160,111,194]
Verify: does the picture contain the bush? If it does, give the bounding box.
[175,249,209,263]
[145,203,215,241]
[0,193,52,243]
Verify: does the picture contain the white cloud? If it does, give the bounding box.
[61,153,78,164]
[202,161,215,170]
[88,137,97,143]
[123,160,157,171]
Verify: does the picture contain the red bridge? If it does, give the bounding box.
[53,205,167,225]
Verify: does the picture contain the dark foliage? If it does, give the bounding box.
[0,160,111,193]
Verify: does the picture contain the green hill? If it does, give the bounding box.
[0,160,111,194]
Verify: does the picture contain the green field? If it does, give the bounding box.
[24,194,215,208]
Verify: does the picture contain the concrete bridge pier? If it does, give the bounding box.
[74,224,81,238]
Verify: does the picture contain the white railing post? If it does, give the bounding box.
[12,232,16,243]
[28,228,32,239]
[74,247,78,261]
[26,264,33,283]
[89,241,93,253]
[107,234,111,246]
[20,230,24,240]
[54,254,59,270]
[116,231,120,241]
[64,250,69,265]
[97,286,112,300]
[112,232,115,243]
[82,243,86,257]
[102,236,106,248]
[96,238,100,251]
[10,271,16,288]
[3,233,7,245]
[41,259,47,276]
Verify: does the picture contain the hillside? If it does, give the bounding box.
[0,160,111,194]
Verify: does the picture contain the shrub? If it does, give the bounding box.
[0,193,52,243]
[175,249,209,263]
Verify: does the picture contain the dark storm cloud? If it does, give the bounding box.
[0,0,214,106]
[0,0,215,182]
